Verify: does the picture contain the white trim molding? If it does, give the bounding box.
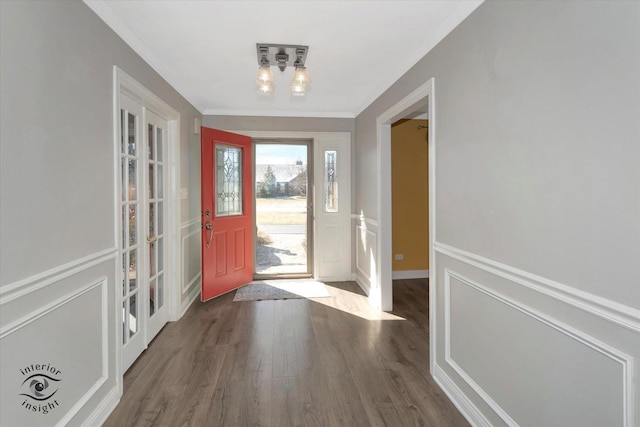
[0,248,117,304]
[376,79,436,318]
[81,385,120,427]
[1,277,112,426]
[392,270,429,280]
[181,217,200,230]
[58,278,111,427]
[179,217,201,313]
[435,242,640,333]
[432,364,493,427]
[351,213,379,228]
[354,215,377,297]
[443,268,635,427]
[181,284,200,318]
[181,228,201,293]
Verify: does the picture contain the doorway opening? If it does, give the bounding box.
[391,114,429,282]
[254,139,313,278]
[376,78,435,371]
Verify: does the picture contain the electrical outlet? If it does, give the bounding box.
[394,254,404,260]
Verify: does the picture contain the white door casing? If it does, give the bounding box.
[375,80,434,310]
[375,79,435,364]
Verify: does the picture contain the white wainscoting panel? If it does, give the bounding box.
[354,216,378,296]
[432,243,639,427]
[0,253,118,427]
[180,218,201,314]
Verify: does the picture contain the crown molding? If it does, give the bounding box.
[83,0,205,113]
[352,0,483,117]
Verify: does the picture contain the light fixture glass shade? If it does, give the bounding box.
[258,81,274,95]
[290,80,306,96]
[256,65,274,84]
[292,66,311,84]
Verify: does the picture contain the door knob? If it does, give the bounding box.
[204,221,213,248]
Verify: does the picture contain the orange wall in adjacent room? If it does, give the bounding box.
[391,119,429,271]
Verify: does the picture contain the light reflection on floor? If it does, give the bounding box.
[312,282,406,321]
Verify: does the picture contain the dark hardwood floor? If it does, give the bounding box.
[104,279,468,426]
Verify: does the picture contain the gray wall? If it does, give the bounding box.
[355,1,639,425]
[203,115,354,134]
[1,0,202,285]
[0,1,201,425]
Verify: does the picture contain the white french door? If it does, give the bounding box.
[145,110,168,339]
[119,95,168,373]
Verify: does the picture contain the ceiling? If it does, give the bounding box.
[85,1,482,118]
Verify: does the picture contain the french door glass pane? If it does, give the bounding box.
[122,302,127,344]
[148,164,155,199]
[157,274,164,309]
[128,159,137,200]
[156,127,163,161]
[129,249,137,292]
[149,241,156,277]
[128,205,137,245]
[128,113,136,155]
[157,165,163,198]
[149,203,155,235]
[129,293,138,337]
[122,206,127,249]
[122,253,127,297]
[157,201,163,234]
[148,124,154,159]
[149,278,156,316]
[120,110,126,154]
[157,237,163,271]
[121,158,127,201]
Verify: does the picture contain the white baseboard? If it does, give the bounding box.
[179,284,200,319]
[355,271,371,296]
[392,269,429,280]
[81,385,120,427]
[432,364,491,427]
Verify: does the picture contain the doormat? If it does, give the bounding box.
[233,279,331,302]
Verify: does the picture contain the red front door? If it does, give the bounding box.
[201,127,253,301]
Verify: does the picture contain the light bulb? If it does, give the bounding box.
[290,80,306,96]
[292,66,310,84]
[257,81,274,95]
[256,65,274,84]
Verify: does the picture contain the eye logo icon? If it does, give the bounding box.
[21,374,60,401]
[19,363,62,415]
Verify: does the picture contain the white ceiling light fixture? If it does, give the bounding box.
[256,43,310,96]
